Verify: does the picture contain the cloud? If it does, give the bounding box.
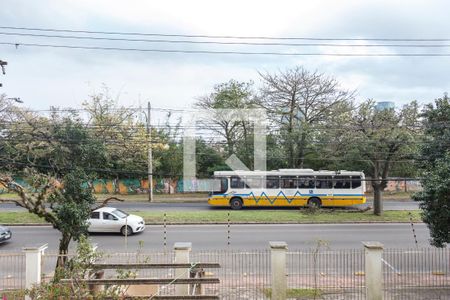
[0,0,449,109]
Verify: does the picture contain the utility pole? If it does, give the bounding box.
[0,60,7,87]
[147,101,153,202]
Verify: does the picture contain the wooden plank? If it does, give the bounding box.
[92,263,221,270]
[143,295,220,300]
[152,297,219,300]
[103,296,219,300]
[61,278,220,285]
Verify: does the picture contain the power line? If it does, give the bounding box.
[2,31,450,48]
[2,26,450,42]
[2,42,450,57]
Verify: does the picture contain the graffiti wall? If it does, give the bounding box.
[1,177,422,195]
[0,178,180,195]
[90,178,179,194]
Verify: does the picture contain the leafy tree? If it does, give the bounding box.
[28,235,107,299]
[195,79,256,168]
[0,169,120,268]
[340,100,420,215]
[413,95,450,247]
[196,139,228,177]
[82,91,147,178]
[258,66,355,168]
[0,106,110,177]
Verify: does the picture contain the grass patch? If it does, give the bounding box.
[135,210,422,223]
[0,289,26,299]
[263,287,322,299]
[0,210,421,224]
[0,211,47,224]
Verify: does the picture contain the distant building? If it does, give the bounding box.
[375,101,395,111]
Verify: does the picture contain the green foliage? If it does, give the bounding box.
[196,139,228,177]
[47,116,108,176]
[210,80,255,109]
[413,154,450,247]
[417,94,450,168]
[340,100,420,180]
[28,235,103,299]
[49,169,97,242]
[82,91,147,178]
[195,79,256,167]
[1,168,99,268]
[413,95,450,247]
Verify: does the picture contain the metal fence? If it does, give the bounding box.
[287,249,365,299]
[40,251,76,283]
[92,250,270,298]
[0,252,25,299]
[1,247,450,299]
[383,248,450,299]
[191,249,271,299]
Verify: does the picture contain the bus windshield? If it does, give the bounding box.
[213,177,228,194]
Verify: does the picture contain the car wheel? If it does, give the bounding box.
[230,197,243,210]
[307,197,322,208]
[121,225,133,236]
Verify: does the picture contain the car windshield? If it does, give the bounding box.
[112,209,129,219]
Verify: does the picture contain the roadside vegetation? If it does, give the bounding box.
[0,210,422,225]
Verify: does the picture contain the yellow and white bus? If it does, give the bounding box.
[208,169,366,209]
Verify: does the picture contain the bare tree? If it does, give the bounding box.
[194,80,256,165]
[258,66,355,168]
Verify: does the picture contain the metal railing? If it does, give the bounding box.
[383,247,450,299]
[0,251,25,299]
[1,246,450,299]
[192,249,271,299]
[287,248,365,299]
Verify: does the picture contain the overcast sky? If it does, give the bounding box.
[1,0,449,112]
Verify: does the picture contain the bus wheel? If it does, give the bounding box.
[308,197,322,208]
[230,197,243,210]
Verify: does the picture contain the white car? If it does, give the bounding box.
[88,207,145,236]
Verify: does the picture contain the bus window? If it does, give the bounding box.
[266,176,280,189]
[230,176,245,189]
[334,176,351,189]
[316,176,332,189]
[297,176,315,189]
[281,176,296,188]
[351,176,362,189]
[245,176,262,189]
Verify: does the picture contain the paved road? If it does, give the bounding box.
[0,200,419,212]
[0,223,430,252]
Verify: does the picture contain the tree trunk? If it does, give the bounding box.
[373,183,383,216]
[298,130,307,168]
[56,232,72,270]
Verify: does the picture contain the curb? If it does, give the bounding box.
[4,221,424,226]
